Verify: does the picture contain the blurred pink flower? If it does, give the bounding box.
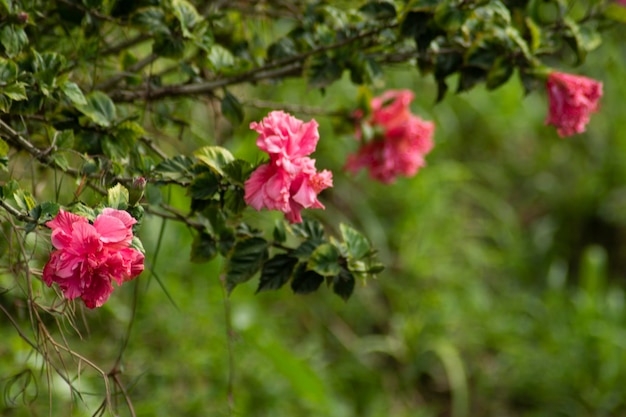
[43,209,144,309]
[346,89,435,183]
[545,71,603,137]
[245,111,332,223]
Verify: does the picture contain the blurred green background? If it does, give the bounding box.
[2,19,626,417]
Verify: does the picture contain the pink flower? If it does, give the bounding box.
[345,89,435,183]
[250,110,320,174]
[545,71,603,137]
[244,112,333,223]
[43,209,144,309]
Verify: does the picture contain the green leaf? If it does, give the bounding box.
[257,254,298,293]
[153,34,185,58]
[172,0,201,38]
[0,25,28,58]
[292,239,323,260]
[486,56,514,90]
[456,67,486,93]
[359,1,396,20]
[290,218,325,240]
[332,267,355,301]
[273,219,286,243]
[222,159,254,186]
[76,91,117,127]
[268,37,298,61]
[305,55,343,90]
[132,7,170,35]
[340,223,370,259]
[0,58,17,83]
[207,44,235,72]
[189,171,220,200]
[221,90,244,126]
[225,237,269,293]
[2,82,25,100]
[194,146,235,176]
[154,155,195,182]
[308,243,341,276]
[107,183,129,210]
[29,202,59,223]
[55,130,74,149]
[50,152,69,171]
[0,94,9,113]
[291,263,324,294]
[0,138,8,157]
[224,187,246,215]
[13,189,36,212]
[190,232,218,263]
[60,81,87,106]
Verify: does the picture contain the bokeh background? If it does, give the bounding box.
[2,16,626,417]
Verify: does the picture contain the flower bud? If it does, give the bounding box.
[128,177,146,206]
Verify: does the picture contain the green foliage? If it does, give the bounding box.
[0,0,623,416]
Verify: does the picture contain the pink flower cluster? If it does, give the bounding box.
[345,90,435,184]
[43,209,144,309]
[545,71,603,137]
[244,111,333,223]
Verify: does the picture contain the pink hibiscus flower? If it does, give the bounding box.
[545,71,603,137]
[244,111,333,223]
[345,89,435,183]
[43,209,144,309]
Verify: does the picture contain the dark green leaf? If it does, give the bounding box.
[332,267,355,301]
[154,155,195,182]
[273,220,286,243]
[456,67,486,93]
[292,239,323,260]
[190,232,218,263]
[0,58,17,83]
[132,7,170,35]
[486,56,514,90]
[222,159,254,186]
[221,90,244,126]
[305,55,343,89]
[189,171,220,200]
[225,237,269,293]
[359,1,396,20]
[291,263,324,294]
[307,243,341,276]
[257,254,298,293]
[76,91,117,127]
[153,35,185,58]
[290,218,325,240]
[268,37,298,61]
[29,202,59,223]
[224,187,246,215]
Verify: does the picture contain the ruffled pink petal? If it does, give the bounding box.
[94,213,133,248]
[80,273,114,309]
[244,163,290,212]
[46,209,88,249]
[545,71,603,137]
